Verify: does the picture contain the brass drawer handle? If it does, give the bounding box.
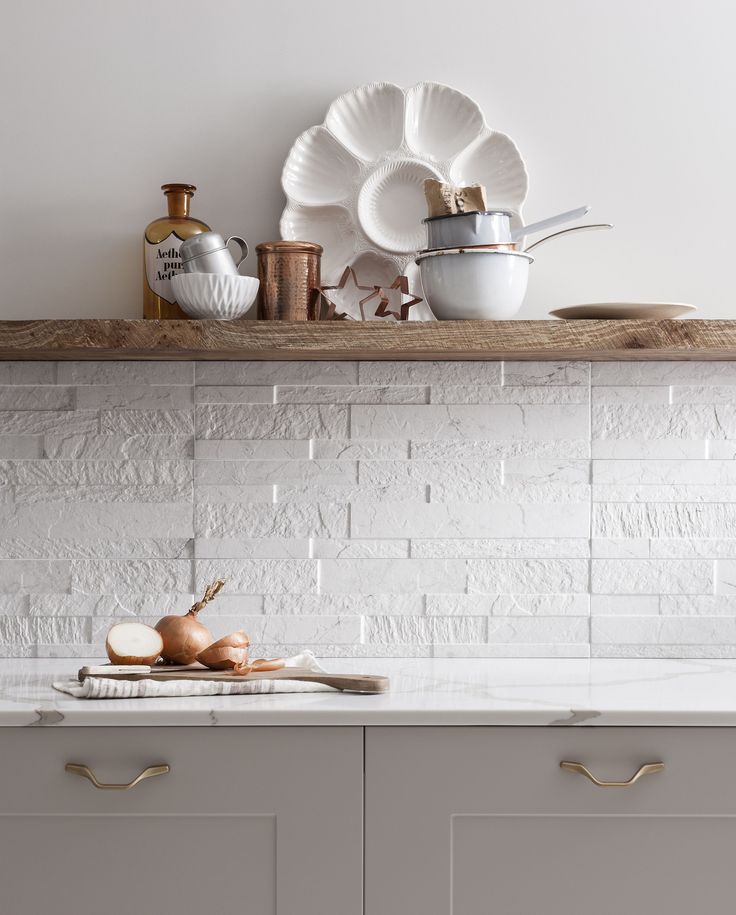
[65,763,170,790]
[560,760,664,788]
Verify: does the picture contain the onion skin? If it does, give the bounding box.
[155,611,214,666]
[196,630,251,671]
[197,645,251,672]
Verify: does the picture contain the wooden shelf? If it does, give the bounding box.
[0,319,735,361]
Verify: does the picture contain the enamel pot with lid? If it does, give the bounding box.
[424,210,514,249]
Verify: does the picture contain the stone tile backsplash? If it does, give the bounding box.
[4,358,736,658]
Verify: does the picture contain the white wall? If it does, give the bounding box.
[1,0,733,319]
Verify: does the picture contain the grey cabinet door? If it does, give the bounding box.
[365,727,736,915]
[0,727,363,915]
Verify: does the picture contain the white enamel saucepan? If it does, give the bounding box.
[424,205,593,249]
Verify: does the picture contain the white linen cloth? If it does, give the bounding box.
[53,651,336,699]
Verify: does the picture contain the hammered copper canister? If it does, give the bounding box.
[256,241,322,320]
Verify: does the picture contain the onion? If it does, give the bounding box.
[106,622,163,666]
[155,579,225,665]
[197,630,251,672]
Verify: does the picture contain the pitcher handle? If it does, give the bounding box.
[226,236,249,270]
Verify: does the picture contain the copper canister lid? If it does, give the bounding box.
[256,240,323,255]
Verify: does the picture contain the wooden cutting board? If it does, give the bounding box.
[78,664,390,694]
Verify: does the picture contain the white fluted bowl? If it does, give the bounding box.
[417,248,532,320]
[171,273,259,320]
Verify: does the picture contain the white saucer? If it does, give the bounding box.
[549,302,697,320]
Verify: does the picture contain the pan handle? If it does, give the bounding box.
[523,223,613,253]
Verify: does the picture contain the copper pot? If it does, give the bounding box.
[256,241,322,320]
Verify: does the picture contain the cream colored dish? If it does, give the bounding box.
[550,302,697,320]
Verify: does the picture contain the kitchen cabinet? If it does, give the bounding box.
[365,727,736,915]
[0,727,362,915]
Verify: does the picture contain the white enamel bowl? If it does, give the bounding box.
[416,249,533,320]
[171,273,259,320]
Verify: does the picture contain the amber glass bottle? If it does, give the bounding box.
[143,183,210,319]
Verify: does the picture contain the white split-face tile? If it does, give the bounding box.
[430,386,587,404]
[591,439,707,459]
[0,387,75,410]
[195,485,274,504]
[194,439,309,460]
[310,539,410,559]
[319,558,467,594]
[195,361,358,385]
[0,436,43,458]
[592,616,736,646]
[488,616,589,644]
[276,385,428,404]
[195,459,357,486]
[194,537,310,559]
[359,458,502,488]
[651,539,736,559]
[0,411,98,435]
[411,439,591,459]
[592,361,736,386]
[593,459,736,485]
[591,538,650,558]
[76,385,193,410]
[311,439,410,459]
[365,615,487,645]
[194,386,274,404]
[590,594,659,616]
[594,502,736,539]
[263,594,424,616]
[503,361,590,386]
[353,502,590,538]
[58,362,194,385]
[426,593,589,616]
[6,357,736,659]
[352,404,589,440]
[503,458,590,484]
[195,559,319,594]
[591,386,670,405]
[467,558,589,594]
[0,502,194,540]
[412,539,590,559]
[0,363,57,385]
[275,483,427,504]
[591,558,712,594]
[715,560,736,594]
[594,484,736,503]
[195,503,347,539]
[359,361,502,385]
[196,404,349,440]
[44,433,193,460]
[593,404,736,441]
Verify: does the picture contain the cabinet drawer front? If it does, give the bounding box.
[367,726,736,817]
[0,726,361,816]
[366,727,736,915]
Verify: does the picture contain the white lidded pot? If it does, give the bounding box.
[424,210,514,249]
[416,248,533,320]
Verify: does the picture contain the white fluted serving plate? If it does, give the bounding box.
[280,82,529,320]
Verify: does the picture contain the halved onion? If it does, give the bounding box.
[106,622,163,666]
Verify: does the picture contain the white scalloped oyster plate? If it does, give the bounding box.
[279,82,529,308]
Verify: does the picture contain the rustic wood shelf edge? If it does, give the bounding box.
[0,319,734,360]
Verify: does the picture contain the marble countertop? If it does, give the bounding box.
[3,657,736,726]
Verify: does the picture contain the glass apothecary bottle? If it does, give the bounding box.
[143,183,210,319]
